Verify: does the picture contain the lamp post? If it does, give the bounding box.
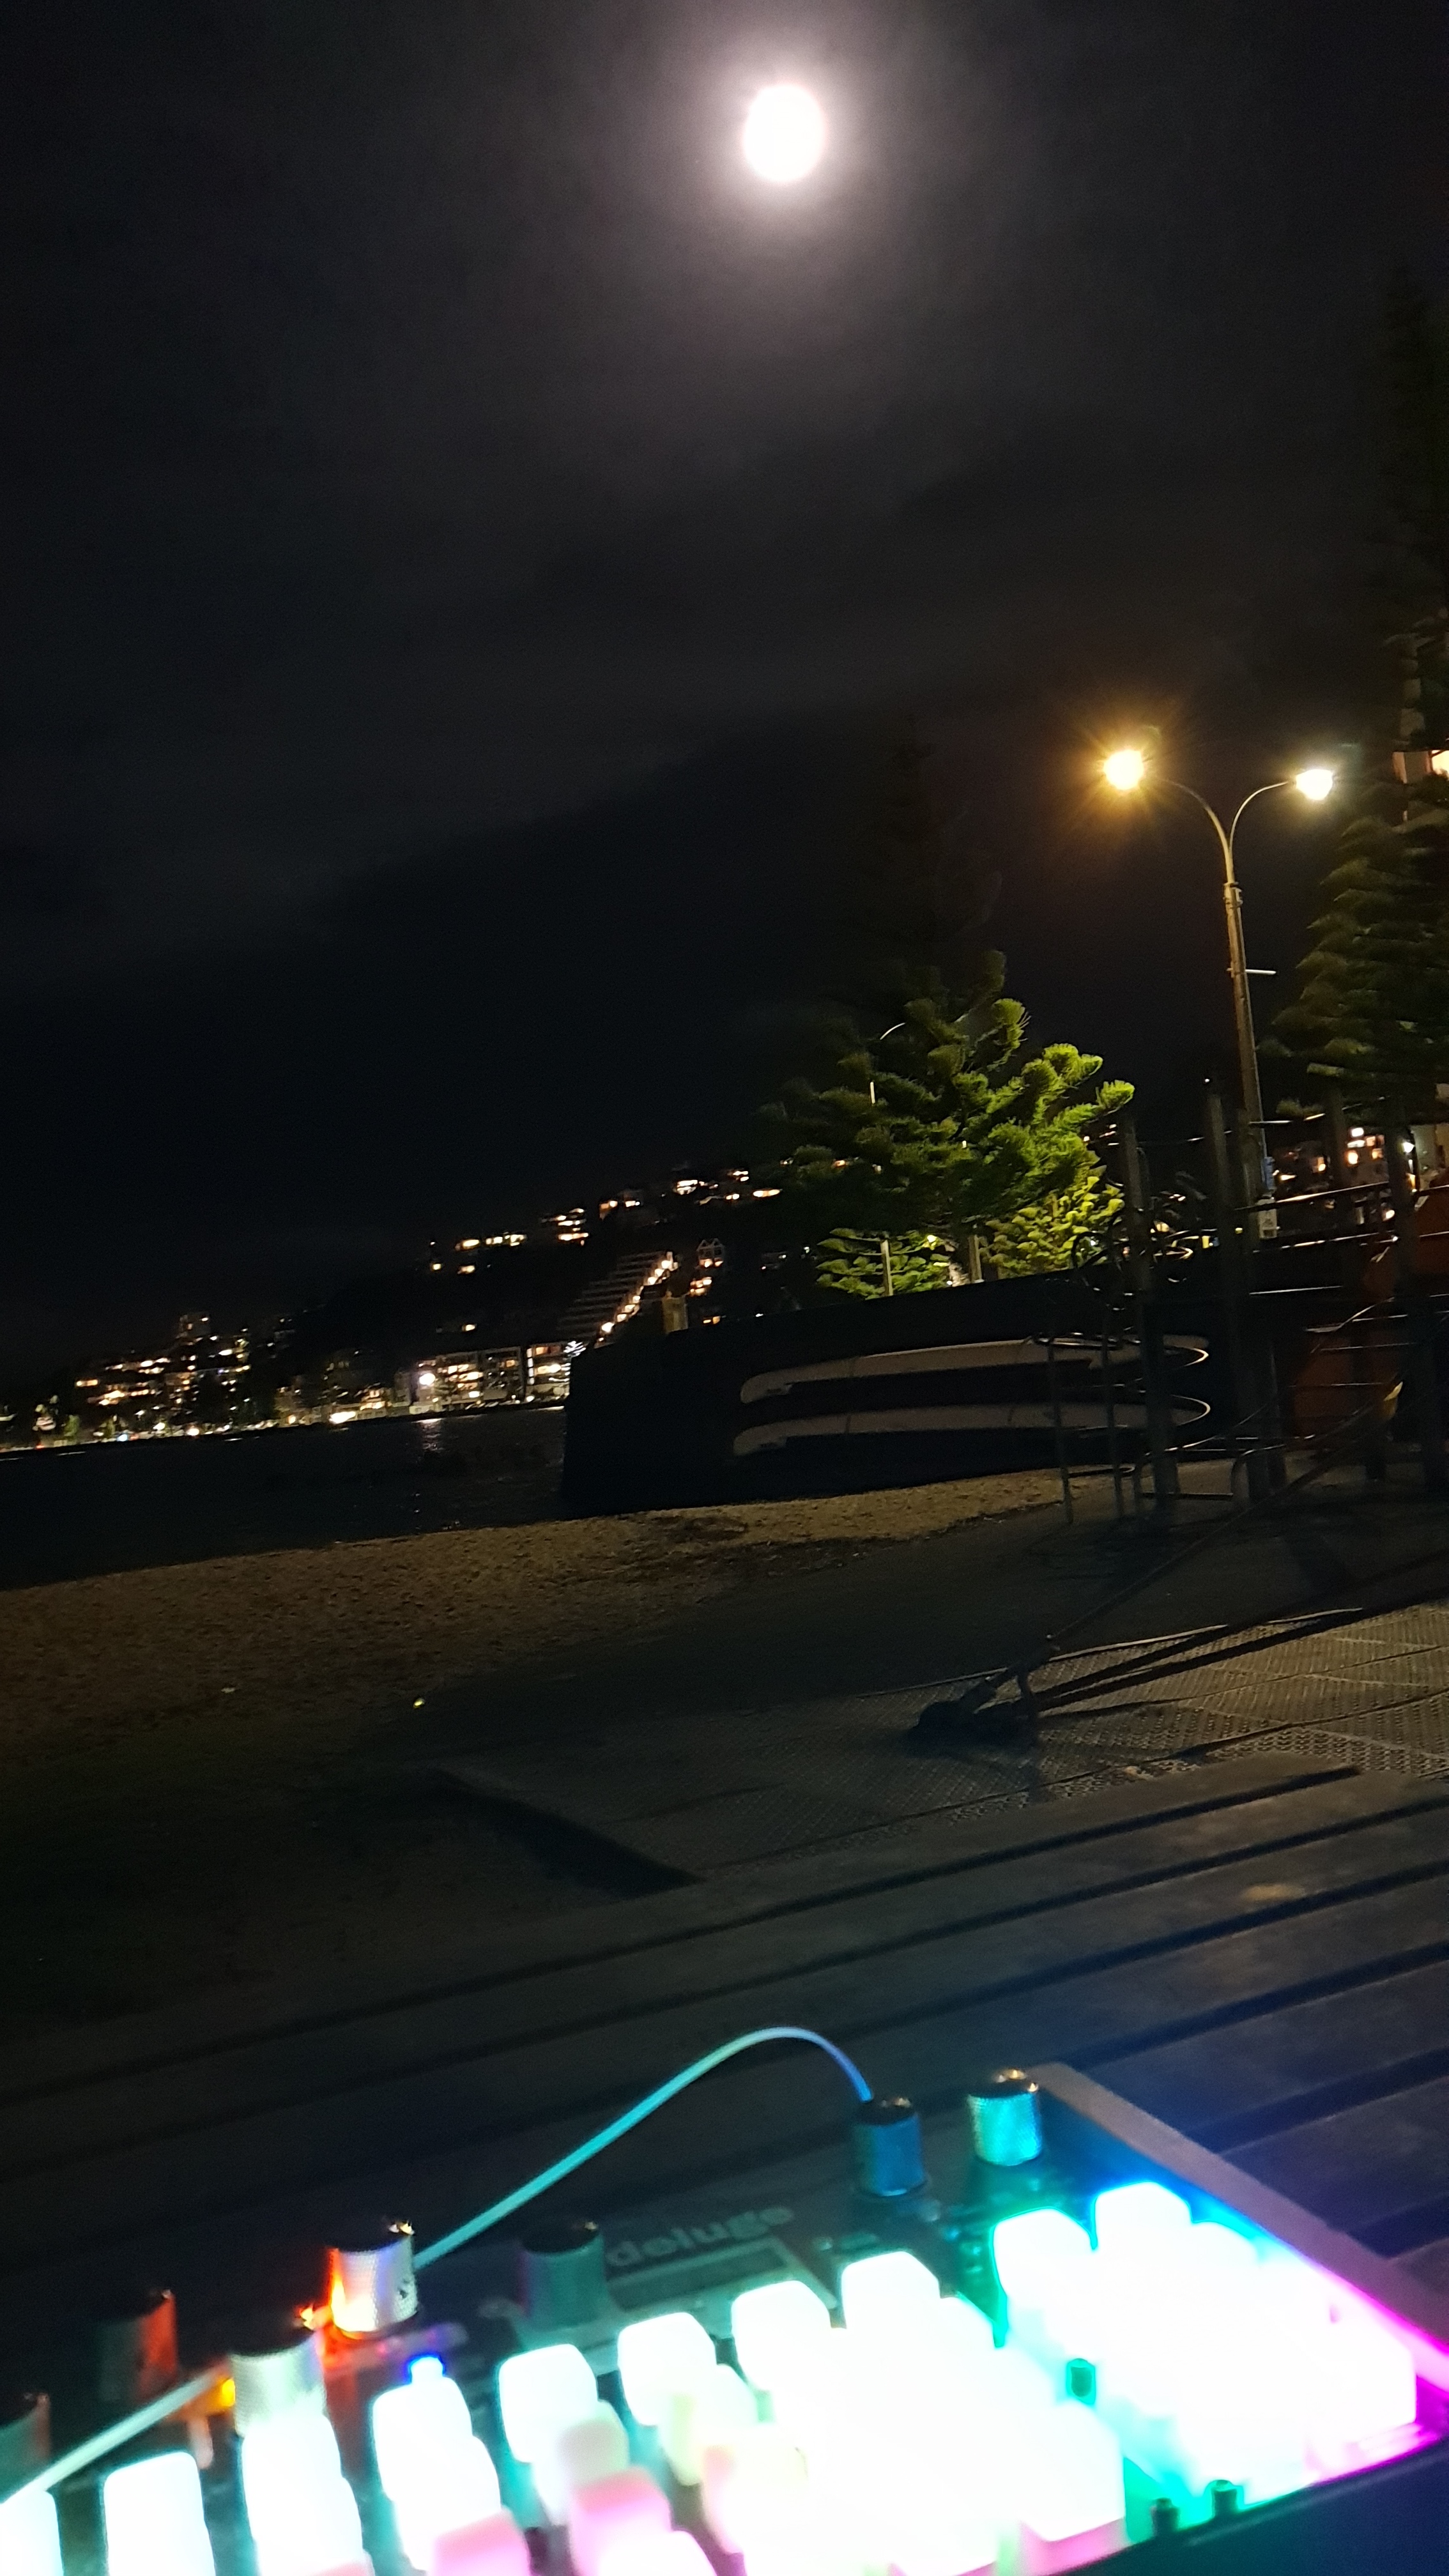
[1102,750,1335,1235]
[866,1023,905,1294]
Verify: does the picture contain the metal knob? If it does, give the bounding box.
[327,2220,418,2337]
[228,2323,326,2435]
[518,2218,608,2331]
[852,2096,927,2198]
[0,2390,49,2491]
[95,2286,179,2409]
[966,2067,1043,2167]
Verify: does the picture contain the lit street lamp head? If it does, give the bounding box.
[741,84,827,185]
[1103,747,1147,792]
[1294,765,1335,802]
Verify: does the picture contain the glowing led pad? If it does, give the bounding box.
[1092,2182,1191,2265]
[533,2403,631,2524]
[597,2533,714,2576]
[567,2469,670,2576]
[1309,2315,1418,2453]
[1168,2378,1305,2504]
[242,2411,369,2576]
[1182,2221,1257,2292]
[882,2472,996,2576]
[700,2423,808,2552]
[395,2443,504,2572]
[730,2280,832,2391]
[241,2406,344,2510]
[103,2452,216,2576]
[838,2250,940,2340]
[740,2501,853,2576]
[932,2294,995,2381]
[1011,2398,1126,2568]
[372,2358,477,2496]
[1257,2248,1334,2335]
[659,2363,758,2483]
[981,2346,1056,2421]
[0,2487,63,2576]
[496,2343,597,2464]
[615,2313,716,2426]
[431,2511,532,2576]
[767,2331,875,2476]
[992,2211,1091,2303]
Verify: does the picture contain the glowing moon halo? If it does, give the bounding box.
[742,84,826,185]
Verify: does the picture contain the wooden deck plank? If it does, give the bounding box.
[10,1848,1449,2274]
[1232,2073,1449,2247]
[0,1756,1344,2108]
[1091,1961,1449,2147]
[1092,1959,1449,2142]
[10,1880,1449,2329]
[1,1772,1438,2181]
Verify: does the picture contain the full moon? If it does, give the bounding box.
[741,84,826,185]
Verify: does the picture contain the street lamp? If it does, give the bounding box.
[1103,748,1337,1233]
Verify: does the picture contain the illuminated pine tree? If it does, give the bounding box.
[1268,285,1449,1117]
[984,1160,1123,1277]
[1268,802,1449,1117]
[766,964,1131,1286]
[815,1230,956,1300]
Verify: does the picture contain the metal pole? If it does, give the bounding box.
[1222,872,1275,1229]
[1203,1082,1268,1496]
[1323,1083,1386,1481]
[866,1031,904,1301]
[1165,781,1282,1239]
[1118,1113,1179,1508]
[1101,1316,1124,1519]
[1384,1125,1447,1489]
[1045,1336,1074,1524]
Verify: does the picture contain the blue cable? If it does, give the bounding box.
[0,2030,869,2509]
[414,2023,873,2271]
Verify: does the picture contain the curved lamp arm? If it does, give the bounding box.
[1227,779,1292,873]
[1154,777,1291,884]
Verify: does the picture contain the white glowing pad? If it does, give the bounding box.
[615,2314,717,2426]
[659,2364,758,2483]
[242,2410,368,2576]
[103,2453,216,2576]
[731,2280,833,2391]
[535,2402,631,2524]
[496,2343,598,2465]
[0,2487,63,2576]
[838,2251,940,2341]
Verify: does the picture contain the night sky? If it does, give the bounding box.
[6,0,1445,1368]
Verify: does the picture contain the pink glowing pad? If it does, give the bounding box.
[431,2510,532,2576]
[1019,2517,1128,2574]
[568,2471,671,2576]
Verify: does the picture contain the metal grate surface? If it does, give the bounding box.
[447,1597,1449,1874]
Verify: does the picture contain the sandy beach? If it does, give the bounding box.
[0,1473,1059,2042]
